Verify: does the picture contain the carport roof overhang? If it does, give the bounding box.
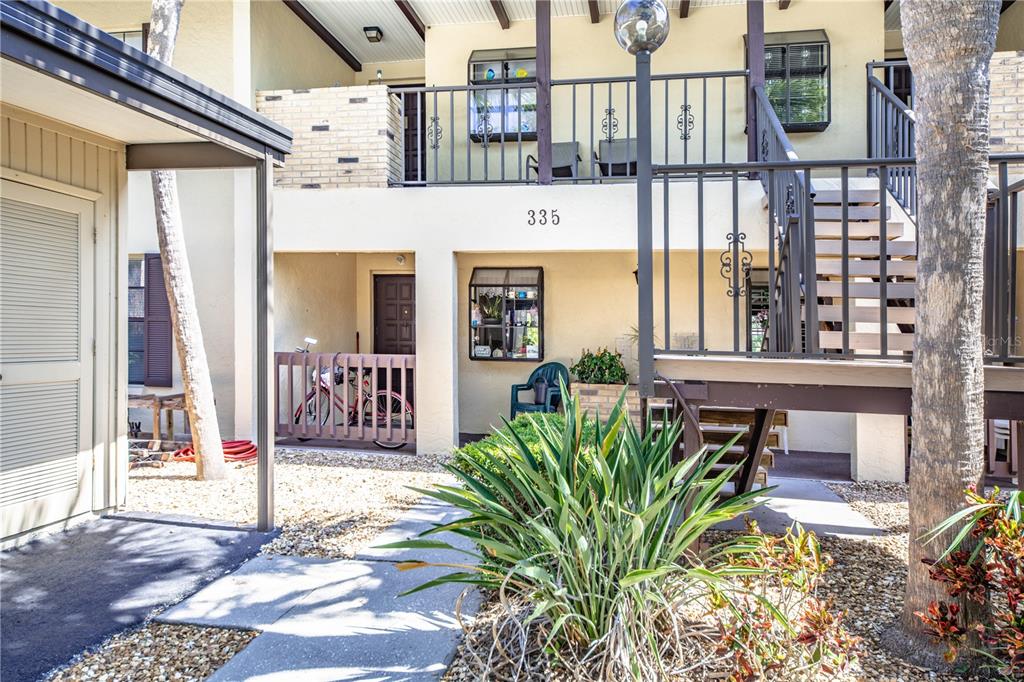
[1,0,292,165]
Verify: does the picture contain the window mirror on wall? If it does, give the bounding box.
[469,267,543,361]
[468,47,537,142]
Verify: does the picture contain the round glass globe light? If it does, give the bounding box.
[613,0,670,55]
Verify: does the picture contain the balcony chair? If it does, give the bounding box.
[526,142,581,180]
[510,362,569,419]
[595,138,638,177]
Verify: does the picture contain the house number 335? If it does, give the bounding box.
[527,209,560,226]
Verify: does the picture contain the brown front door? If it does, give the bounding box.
[374,275,416,355]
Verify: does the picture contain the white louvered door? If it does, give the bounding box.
[0,180,94,539]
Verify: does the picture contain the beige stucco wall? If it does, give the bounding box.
[251,0,355,92]
[56,0,250,101]
[997,0,1024,52]
[422,0,884,179]
[1,105,128,533]
[274,252,358,353]
[363,60,426,86]
[455,250,766,434]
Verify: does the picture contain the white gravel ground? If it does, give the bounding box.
[127,447,453,558]
[46,446,452,681]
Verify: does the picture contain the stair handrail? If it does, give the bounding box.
[753,84,817,353]
[866,62,917,220]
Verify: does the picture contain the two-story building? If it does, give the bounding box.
[3,0,1021,545]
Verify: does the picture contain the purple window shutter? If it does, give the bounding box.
[143,253,173,387]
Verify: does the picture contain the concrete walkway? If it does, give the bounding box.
[720,476,881,538]
[1,515,274,682]
[158,499,482,682]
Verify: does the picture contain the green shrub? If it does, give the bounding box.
[570,347,628,384]
[454,412,596,483]
[387,392,857,680]
[385,393,767,677]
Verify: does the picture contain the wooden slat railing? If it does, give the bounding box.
[275,352,415,446]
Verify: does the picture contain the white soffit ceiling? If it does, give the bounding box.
[301,0,425,63]
[300,0,780,65]
[410,0,765,26]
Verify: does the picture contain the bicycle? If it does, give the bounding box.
[291,338,413,450]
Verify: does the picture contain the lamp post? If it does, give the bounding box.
[614,0,669,397]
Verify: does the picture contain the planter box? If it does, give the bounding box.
[570,382,643,429]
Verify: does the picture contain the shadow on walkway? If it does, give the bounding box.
[1,515,275,681]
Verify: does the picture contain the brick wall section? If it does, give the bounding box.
[570,383,643,429]
[990,52,1024,154]
[255,85,403,189]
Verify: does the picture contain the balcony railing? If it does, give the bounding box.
[396,69,748,186]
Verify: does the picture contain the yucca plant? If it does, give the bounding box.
[383,385,776,678]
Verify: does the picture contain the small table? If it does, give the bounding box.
[128,392,190,450]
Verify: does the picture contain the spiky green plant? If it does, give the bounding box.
[383,385,777,677]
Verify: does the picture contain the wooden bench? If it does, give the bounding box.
[128,392,190,450]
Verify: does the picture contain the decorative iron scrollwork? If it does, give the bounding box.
[760,128,769,161]
[720,232,753,298]
[602,107,618,142]
[676,104,694,141]
[784,184,796,216]
[428,115,443,151]
[476,110,493,148]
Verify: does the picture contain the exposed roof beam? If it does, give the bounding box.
[778,0,791,8]
[679,0,690,18]
[394,0,425,40]
[283,0,361,72]
[588,0,600,23]
[490,0,511,29]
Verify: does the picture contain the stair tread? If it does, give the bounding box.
[815,280,916,298]
[815,205,891,221]
[815,259,917,277]
[698,407,789,427]
[816,240,916,257]
[813,220,904,240]
[818,330,915,352]
[812,304,916,324]
[812,188,885,203]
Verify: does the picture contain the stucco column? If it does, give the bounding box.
[415,248,459,454]
[851,413,906,482]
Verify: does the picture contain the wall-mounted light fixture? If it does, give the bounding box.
[376,68,383,84]
[363,26,384,43]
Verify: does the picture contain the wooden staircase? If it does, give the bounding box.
[809,182,917,355]
[650,402,786,488]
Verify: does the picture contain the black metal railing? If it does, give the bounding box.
[867,61,917,218]
[643,154,1022,375]
[393,69,748,186]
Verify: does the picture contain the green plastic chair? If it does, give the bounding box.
[510,362,569,419]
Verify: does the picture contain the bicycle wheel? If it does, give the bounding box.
[361,391,413,449]
[293,390,331,441]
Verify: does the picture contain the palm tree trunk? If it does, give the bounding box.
[147,0,229,481]
[899,0,998,655]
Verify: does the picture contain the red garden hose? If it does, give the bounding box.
[171,439,257,462]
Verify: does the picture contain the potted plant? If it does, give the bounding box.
[477,293,503,325]
[570,347,639,424]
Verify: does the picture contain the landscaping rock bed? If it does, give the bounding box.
[126,447,452,558]
[48,623,256,682]
[444,483,979,682]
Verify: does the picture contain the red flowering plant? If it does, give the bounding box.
[916,487,1024,680]
[707,522,860,680]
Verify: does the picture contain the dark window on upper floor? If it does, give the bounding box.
[760,30,831,133]
[108,24,149,53]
